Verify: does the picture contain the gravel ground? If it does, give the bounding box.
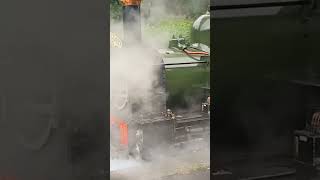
[111,139,210,180]
[161,170,210,180]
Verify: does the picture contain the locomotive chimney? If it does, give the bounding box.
[121,0,142,46]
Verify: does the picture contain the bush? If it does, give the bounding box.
[110,0,122,21]
[144,18,194,43]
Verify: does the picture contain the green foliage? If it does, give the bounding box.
[110,0,122,21]
[144,18,194,43]
[110,0,209,21]
[164,0,209,18]
[110,0,209,42]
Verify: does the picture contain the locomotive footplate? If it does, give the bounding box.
[174,113,210,144]
[133,111,210,148]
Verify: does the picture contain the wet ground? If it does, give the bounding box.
[161,170,210,180]
[111,139,210,180]
[213,148,320,180]
[112,170,210,180]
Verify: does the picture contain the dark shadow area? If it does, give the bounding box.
[0,0,109,180]
[211,0,320,179]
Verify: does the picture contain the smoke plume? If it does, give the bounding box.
[110,0,210,179]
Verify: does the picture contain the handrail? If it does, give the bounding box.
[211,0,310,10]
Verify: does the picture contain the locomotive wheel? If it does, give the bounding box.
[16,97,56,151]
[111,78,129,111]
[18,119,53,151]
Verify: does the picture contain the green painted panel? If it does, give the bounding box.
[165,64,210,110]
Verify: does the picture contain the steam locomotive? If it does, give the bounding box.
[110,5,210,160]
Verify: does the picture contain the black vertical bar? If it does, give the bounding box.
[0,0,110,179]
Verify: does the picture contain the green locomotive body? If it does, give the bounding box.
[110,10,210,160]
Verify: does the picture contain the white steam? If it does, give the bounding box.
[110,46,164,118]
[110,0,210,179]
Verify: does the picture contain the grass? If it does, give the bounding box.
[144,18,194,43]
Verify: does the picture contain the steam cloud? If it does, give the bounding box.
[110,0,210,179]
